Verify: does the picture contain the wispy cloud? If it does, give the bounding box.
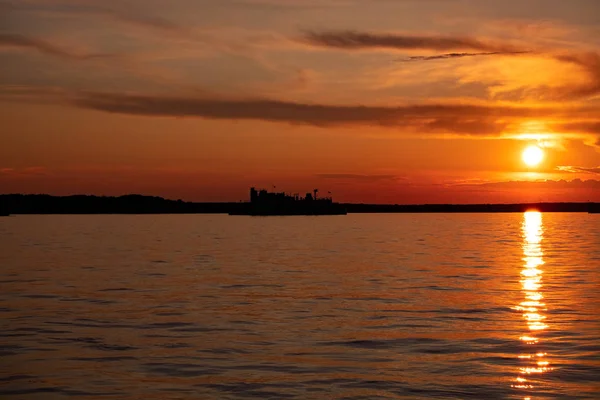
[316,173,400,182]
[0,166,49,177]
[550,52,600,100]
[555,121,600,134]
[4,1,185,35]
[398,51,531,62]
[300,30,527,53]
[99,9,183,34]
[300,30,600,100]
[553,121,600,146]
[0,33,112,60]
[0,33,76,59]
[229,0,351,10]
[556,166,600,175]
[455,179,600,189]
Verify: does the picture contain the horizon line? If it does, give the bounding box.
[1,193,597,207]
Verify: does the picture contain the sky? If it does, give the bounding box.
[1,0,600,203]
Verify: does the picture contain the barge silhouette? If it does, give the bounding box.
[229,188,347,216]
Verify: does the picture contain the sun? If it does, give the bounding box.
[522,145,544,167]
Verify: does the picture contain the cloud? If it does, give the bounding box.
[553,121,600,146]
[549,52,600,100]
[0,33,75,59]
[316,173,400,182]
[300,30,600,100]
[455,179,600,189]
[300,30,527,53]
[0,33,112,60]
[495,52,600,101]
[62,93,563,128]
[398,51,530,62]
[70,91,599,130]
[1,85,598,140]
[555,121,600,134]
[228,0,350,10]
[4,1,184,35]
[556,166,600,175]
[420,117,510,135]
[63,91,600,142]
[0,166,49,177]
[101,9,182,34]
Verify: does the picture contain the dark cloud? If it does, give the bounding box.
[3,84,599,140]
[421,117,509,135]
[71,92,600,137]
[398,51,530,62]
[74,91,597,122]
[556,166,600,175]
[301,30,527,53]
[0,33,112,60]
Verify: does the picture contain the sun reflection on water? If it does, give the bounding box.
[512,211,554,393]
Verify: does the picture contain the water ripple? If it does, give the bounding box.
[1,213,598,399]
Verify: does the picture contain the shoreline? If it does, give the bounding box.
[1,194,597,214]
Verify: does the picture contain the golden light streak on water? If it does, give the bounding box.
[512,211,555,395]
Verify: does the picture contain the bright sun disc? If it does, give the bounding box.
[522,145,544,167]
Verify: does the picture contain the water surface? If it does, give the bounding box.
[1,213,599,399]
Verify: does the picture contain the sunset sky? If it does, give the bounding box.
[1,0,600,203]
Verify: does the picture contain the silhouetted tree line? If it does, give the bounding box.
[0,194,242,214]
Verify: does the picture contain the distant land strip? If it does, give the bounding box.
[0,194,598,214]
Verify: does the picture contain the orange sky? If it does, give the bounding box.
[1,0,600,203]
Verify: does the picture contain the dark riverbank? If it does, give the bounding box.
[0,194,597,214]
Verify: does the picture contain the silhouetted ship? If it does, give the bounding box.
[230,188,347,216]
[589,203,600,214]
